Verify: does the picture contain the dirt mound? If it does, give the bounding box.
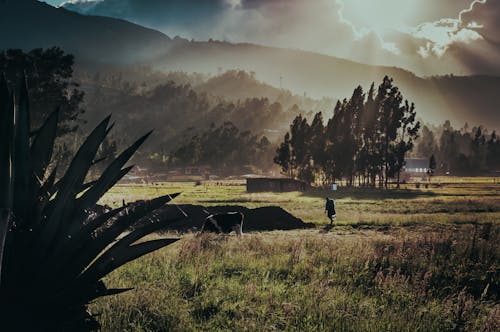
[157,204,314,232]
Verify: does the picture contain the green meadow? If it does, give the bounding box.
[94,180,500,331]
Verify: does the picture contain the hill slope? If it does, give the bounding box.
[0,0,172,63]
[1,0,499,128]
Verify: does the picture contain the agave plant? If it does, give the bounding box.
[0,75,184,331]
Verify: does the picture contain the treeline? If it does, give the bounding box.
[8,48,498,178]
[78,68,331,140]
[0,48,84,134]
[274,77,420,187]
[415,121,499,175]
[170,122,275,172]
[196,70,335,112]
[80,72,303,158]
[0,48,309,173]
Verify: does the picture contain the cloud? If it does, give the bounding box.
[224,0,401,65]
[408,18,482,58]
[410,1,486,58]
[460,0,500,45]
[60,0,103,13]
[60,0,500,76]
[389,0,500,75]
[60,0,392,54]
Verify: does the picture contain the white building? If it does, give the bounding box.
[403,158,429,174]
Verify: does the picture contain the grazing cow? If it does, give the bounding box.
[201,212,244,236]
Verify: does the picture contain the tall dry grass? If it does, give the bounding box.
[92,224,499,331]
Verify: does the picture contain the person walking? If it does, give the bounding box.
[325,197,336,225]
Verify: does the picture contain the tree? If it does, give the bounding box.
[256,136,275,171]
[392,101,420,187]
[0,76,183,331]
[308,112,326,184]
[289,114,311,180]
[471,126,487,173]
[375,77,419,188]
[416,125,437,158]
[173,135,201,166]
[486,131,500,171]
[324,101,345,184]
[173,121,272,173]
[298,165,315,184]
[428,154,437,182]
[438,121,458,174]
[0,48,85,135]
[345,86,364,185]
[276,78,420,187]
[361,83,380,187]
[296,78,419,187]
[274,132,292,177]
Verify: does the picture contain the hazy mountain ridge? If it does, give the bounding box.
[77,73,303,160]
[0,0,172,63]
[1,0,499,128]
[193,70,335,113]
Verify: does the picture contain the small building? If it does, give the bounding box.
[403,158,429,174]
[246,178,307,193]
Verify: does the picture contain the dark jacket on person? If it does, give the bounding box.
[325,198,335,213]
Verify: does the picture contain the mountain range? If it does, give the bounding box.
[1,0,499,129]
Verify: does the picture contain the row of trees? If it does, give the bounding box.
[0,48,306,173]
[81,73,304,166]
[0,48,88,177]
[275,77,420,188]
[416,121,500,175]
[0,48,84,135]
[171,121,275,172]
[7,48,496,179]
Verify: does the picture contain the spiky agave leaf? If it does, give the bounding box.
[35,116,112,257]
[0,74,13,209]
[76,212,185,288]
[56,194,181,282]
[13,73,33,224]
[0,76,185,331]
[77,131,152,214]
[0,74,13,284]
[30,108,59,184]
[79,238,179,286]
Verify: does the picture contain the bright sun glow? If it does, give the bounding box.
[339,0,418,34]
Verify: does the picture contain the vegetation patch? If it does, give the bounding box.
[93,225,499,331]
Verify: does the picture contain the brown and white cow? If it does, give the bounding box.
[200,212,244,236]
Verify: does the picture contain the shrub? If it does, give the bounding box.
[0,75,184,331]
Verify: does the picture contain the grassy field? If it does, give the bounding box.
[102,180,500,226]
[93,180,500,331]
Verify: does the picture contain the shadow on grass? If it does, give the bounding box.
[318,223,394,234]
[316,221,497,235]
[319,224,334,233]
[303,187,438,200]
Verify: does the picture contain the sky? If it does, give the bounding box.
[43,0,63,5]
[47,0,500,76]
